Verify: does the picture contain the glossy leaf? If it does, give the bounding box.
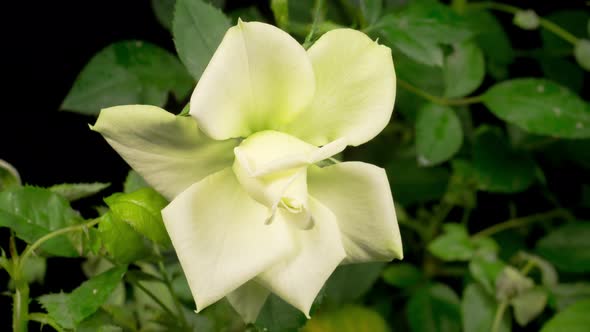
[173,0,231,80]
[62,41,193,115]
[38,266,127,329]
[574,39,590,71]
[550,283,590,311]
[104,188,170,246]
[151,0,176,30]
[98,213,149,264]
[376,2,472,66]
[469,254,506,294]
[443,41,485,98]
[482,79,590,139]
[415,103,463,166]
[0,187,83,257]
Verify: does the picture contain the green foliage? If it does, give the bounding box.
[535,221,590,273]
[482,79,590,139]
[4,1,590,331]
[0,186,83,256]
[49,182,110,202]
[406,283,461,332]
[38,266,127,329]
[301,305,389,332]
[472,126,537,193]
[173,0,230,80]
[62,41,193,115]
[104,188,170,246]
[415,103,463,166]
[541,299,590,332]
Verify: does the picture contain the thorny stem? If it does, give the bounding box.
[11,219,100,332]
[471,209,571,239]
[469,2,579,45]
[19,219,100,267]
[397,79,483,107]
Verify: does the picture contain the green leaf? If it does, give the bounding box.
[0,187,83,257]
[382,263,424,288]
[469,254,506,294]
[462,283,511,332]
[375,2,472,66]
[49,182,110,202]
[123,170,149,193]
[511,287,547,326]
[0,159,21,190]
[255,294,306,332]
[407,283,461,332]
[464,9,513,78]
[574,39,590,71]
[415,103,463,166]
[549,283,590,311]
[536,221,590,273]
[386,156,450,205]
[301,305,389,332]
[62,41,193,115]
[472,126,537,193]
[98,213,149,264]
[482,79,590,139]
[323,262,384,306]
[151,0,176,30]
[104,188,170,246]
[443,41,485,98]
[541,299,590,332]
[428,224,474,261]
[38,266,127,329]
[173,0,231,80]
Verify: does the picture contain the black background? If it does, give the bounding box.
[0,0,588,330]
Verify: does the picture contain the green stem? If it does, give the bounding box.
[28,313,64,332]
[11,218,100,332]
[491,301,508,332]
[472,209,570,239]
[154,248,189,330]
[12,279,29,332]
[19,219,100,266]
[427,202,454,240]
[397,79,483,107]
[303,0,325,48]
[468,2,579,45]
[129,278,179,321]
